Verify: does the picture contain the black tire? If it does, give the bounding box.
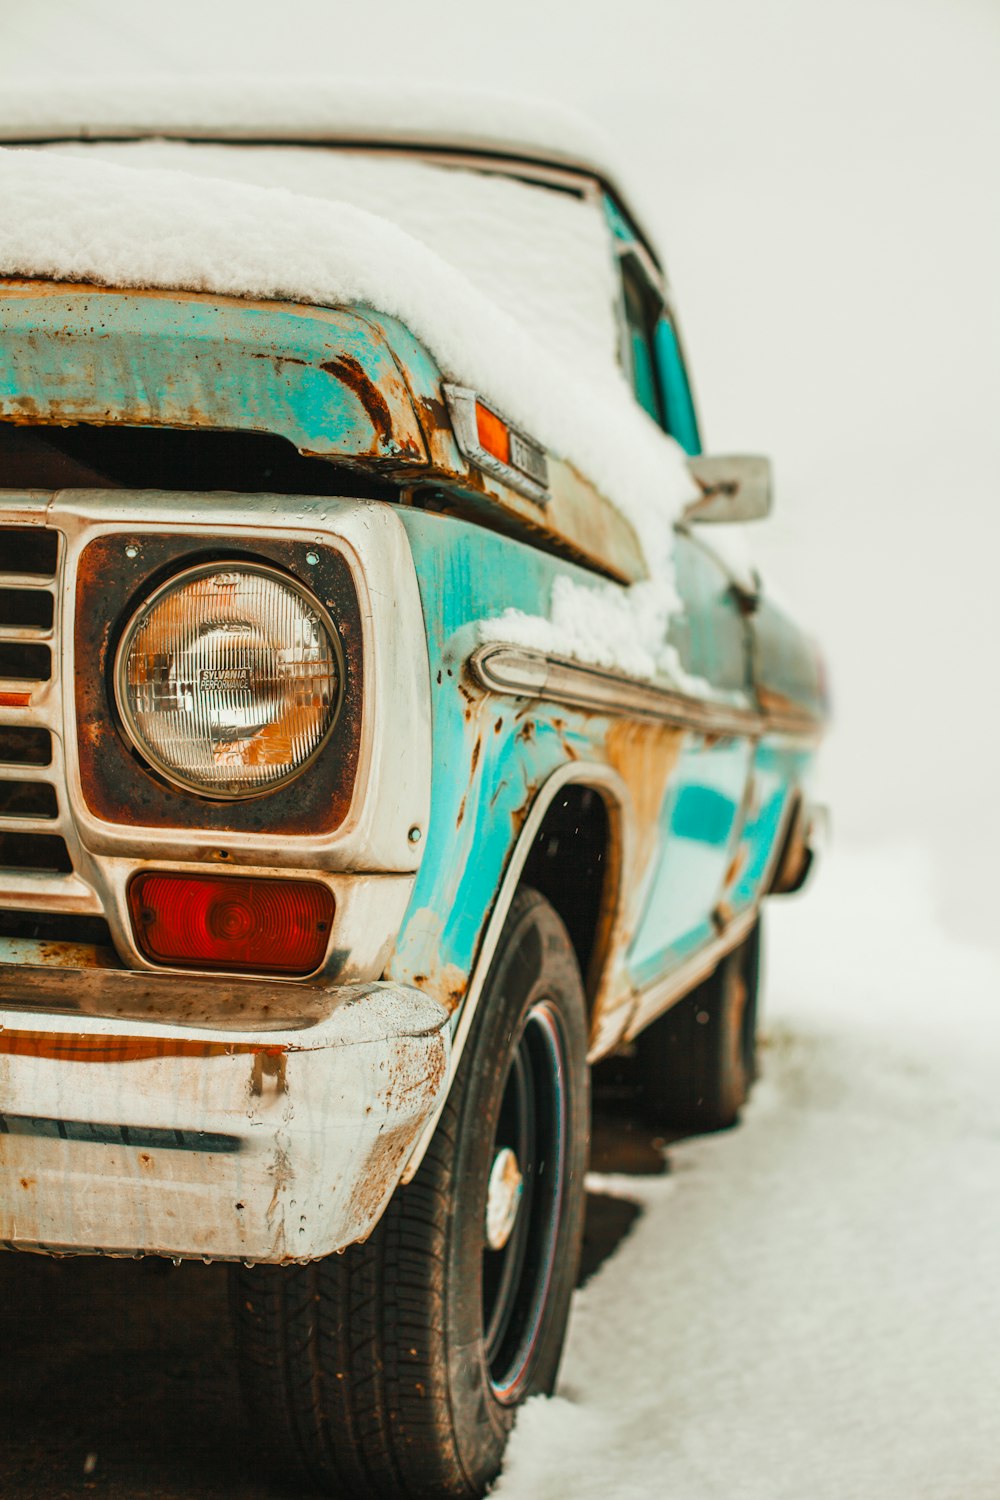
[231,886,590,1498]
[636,919,761,1133]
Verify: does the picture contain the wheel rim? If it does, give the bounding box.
[482,998,568,1404]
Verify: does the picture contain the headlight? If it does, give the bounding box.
[114,562,342,799]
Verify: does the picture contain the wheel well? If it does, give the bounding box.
[518,784,617,1010]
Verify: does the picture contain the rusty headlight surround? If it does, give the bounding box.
[113,560,344,801]
[74,533,364,838]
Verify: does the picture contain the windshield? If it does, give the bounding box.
[35,140,622,393]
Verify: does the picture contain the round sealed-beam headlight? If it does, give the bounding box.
[114,562,343,799]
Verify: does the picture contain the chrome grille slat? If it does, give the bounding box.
[0,521,102,920]
[0,575,57,591]
[0,682,59,714]
[0,625,53,643]
[0,814,60,832]
[0,871,102,915]
[0,713,59,732]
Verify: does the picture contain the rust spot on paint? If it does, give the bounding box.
[251,1049,288,1097]
[411,961,467,1016]
[345,1038,450,1229]
[248,350,308,368]
[604,718,685,872]
[415,393,452,435]
[319,355,393,443]
[30,940,117,971]
[0,1031,288,1064]
[19,1177,34,1190]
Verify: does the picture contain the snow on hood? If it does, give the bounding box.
[32,138,626,400]
[0,144,695,570]
[0,122,707,685]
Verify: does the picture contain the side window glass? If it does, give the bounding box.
[604,195,702,454]
[622,259,662,425]
[654,316,701,456]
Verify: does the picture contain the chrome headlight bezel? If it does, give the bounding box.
[113,559,344,801]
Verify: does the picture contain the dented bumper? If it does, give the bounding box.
[0,978,450,1263]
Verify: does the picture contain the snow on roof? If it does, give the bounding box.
[0,75,623,184]
[0,76,667,276]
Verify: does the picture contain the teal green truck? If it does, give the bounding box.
[0,107,825,1498]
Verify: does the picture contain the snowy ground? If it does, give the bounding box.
[498,846,1000,1500]
[4,849,995,1499]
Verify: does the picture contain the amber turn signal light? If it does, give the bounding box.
[129,871,334,976]
[475,400,511,466]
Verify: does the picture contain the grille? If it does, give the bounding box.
[0,522,98,919]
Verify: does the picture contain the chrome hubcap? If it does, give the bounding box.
[485,1147,524,1251]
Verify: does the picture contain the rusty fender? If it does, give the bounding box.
[0,982,449,1263]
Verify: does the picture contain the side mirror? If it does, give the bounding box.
[683,455,772,523]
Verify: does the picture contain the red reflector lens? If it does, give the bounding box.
[129,872,333,976]
[475,401,511,466]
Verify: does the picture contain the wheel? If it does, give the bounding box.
[636,919,761,1132]
[231,886,590,1498]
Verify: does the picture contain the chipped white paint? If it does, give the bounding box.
[0,984,449,1262]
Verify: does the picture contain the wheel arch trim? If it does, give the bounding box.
[401,759,631,1182]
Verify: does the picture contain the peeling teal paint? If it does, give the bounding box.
[386,508,817,1024]
[387,510,577,998]
[0,287,427,461]
[627,736,751,987]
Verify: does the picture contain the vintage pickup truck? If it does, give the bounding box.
[0,95,824,1498]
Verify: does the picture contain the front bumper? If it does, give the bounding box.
[0,970,449,1263]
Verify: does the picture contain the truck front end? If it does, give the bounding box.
[0,280,451,1263]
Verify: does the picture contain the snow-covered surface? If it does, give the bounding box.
[497,846,1000,1499]
[479,574,713,698]
[0,141,695,604]
[35,139,623,392]
[0,75,625,185]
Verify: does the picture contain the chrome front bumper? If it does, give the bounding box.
[0,970,450,1263]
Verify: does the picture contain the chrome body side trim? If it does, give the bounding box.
[469,641,823,743]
